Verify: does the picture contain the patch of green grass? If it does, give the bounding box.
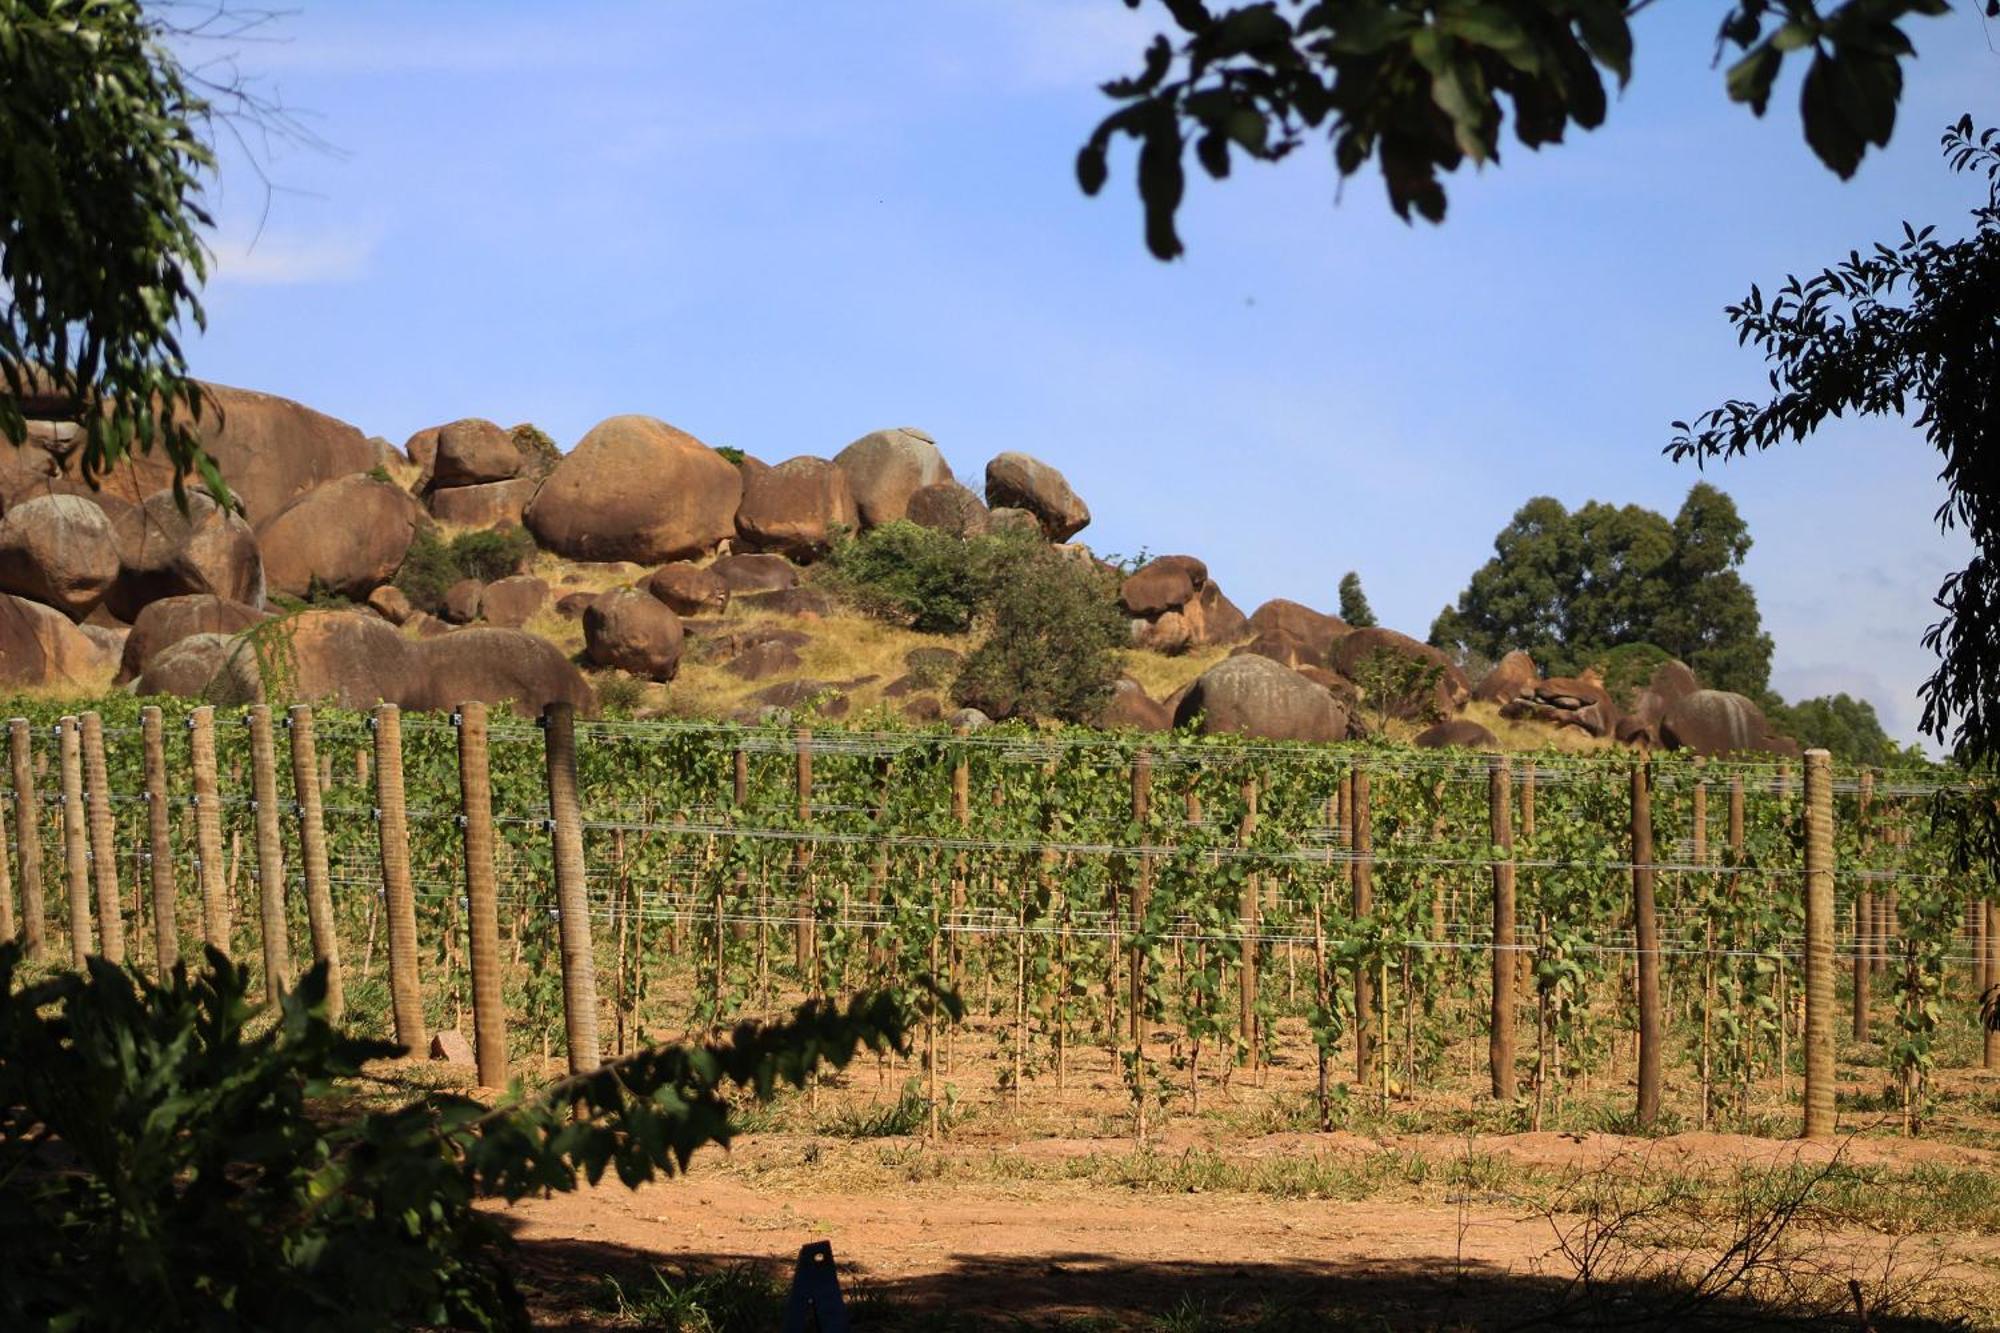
[600,1263,784,1332]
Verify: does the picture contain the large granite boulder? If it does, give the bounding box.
[1244,599,1349,669]
[645,562,729,616]
[735,456,858,559]
[412,629,597,715]
[525,415,742,563]
[832,427,952,527]
[1660,689,1793,757]
[1099,677,1172,731]
[428,477,538,528]
[133,631,238,699]
[983,452,1089,541]
[1173,654,1347,742]
[904,480,990,537]
[210,610,422,709]
[0,592,104,688]
[583,588,684,681]
[1472,649,1539,704]
[1330,626,1472,718]
[0,493,119,619]
[107,489,263,620]
[117,594,270,684]
[1502,675,1619,738]
[258,475,426,599]
[426,418,523,490]
[709,553,798,594]
[477,575,548,628]
[1121,555,1206,617]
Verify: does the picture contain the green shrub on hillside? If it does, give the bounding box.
[1591,642,1673,709]
[821,520,1041,634]
[509,423,561,476]
[951,546,1126,724]
[393,526,536,613]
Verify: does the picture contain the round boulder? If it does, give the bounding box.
[1173,654,1347,743]
[478,575,547,628]
[0,494,120,619]
[1330,627,1472,717]
[258,475,426,600]
[427,418,523,490]
[1120,555,1207,617]
[118,594,270,684]
[735,456,858,559]
[133,631,237,700]
[709,553,798,594]
[107,489,263,620]
[441,578,484,624]
[1245,599,1349,669]
[210,610,422,709]
[525,415,743,563]
[1098,677,1172,731]
[413,628,598,715]
[832,427,952,527]
[0,592,104,688]
[984,452,1090,541]
[583,588,684,681]
[645,562,729,616]
[1473,649,1539,704]
[904,480,991,537]
[366,585,415,625]
[428,477,538,529]
[1414,719,1500,750]
[1660,689,1790,757]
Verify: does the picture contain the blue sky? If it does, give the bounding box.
[184,2,1999,745]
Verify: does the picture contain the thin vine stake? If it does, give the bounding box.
[78,713,124,965]
[58,717,90,966]
[1854,768,1874,1041]
[287,706,343,1020]
[457,702,508,1089]
[1354,764,1376,1087]
[1694,766,1712,1128]
[246,706,292,1001]
[542,702,601,1073]
[141,707,178,973]
[9,719,45,959]
[1489,754,1516,1102]
[794,727,814,978]
[1631,755,1661,1128]
[1802,748,1836,1140]
[188,707,229,956]
[373,704,427,1053]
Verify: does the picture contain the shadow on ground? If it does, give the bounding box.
[512,1233,1956,1331]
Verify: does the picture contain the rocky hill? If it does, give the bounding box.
[0,381,1801,757]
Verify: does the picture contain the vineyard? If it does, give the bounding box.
[2,692,1996,1144]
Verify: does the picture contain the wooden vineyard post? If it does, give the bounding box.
[1129,748,1151,1141]
[1238,776,1260,1074]
[0,744,10,946]
[79,713,125,965]
[58,717,91,965]
[9,718,44,958]
[1353,764,1376,1087]
[542,702,601,1073]
[794,728,814,980]
[141,707,179,973]
[246,705,291,1001]
[1854,769,1874,1042]
[373,704,427,1053]
[188,707,230,955]
[288,706,344,1019]
[1985,897,1999,1072]
[1631,757,1661,1127]
[1693,765,1713,1127]
[1802,748,1836,1140]
[1489,755,1516,1102]
[457,702,507,1088]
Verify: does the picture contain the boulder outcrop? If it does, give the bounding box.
[583,588,684,681]
[984,452,1089,541]
[107,489,263,619]
[118,594,269,684]
[258,475,425,599]
[0,592,104,688]
[833,428,951,527]
[0,494,120,619]
[735,456,858,559]
[1173,654,1347,742]
[525,415,741,563]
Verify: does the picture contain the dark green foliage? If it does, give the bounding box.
[822,520,1043,635]
[1080,0,1956,259]
[601,1263,784,1332]
[713,445,746,466]
[1764,692,1902,767]
[508,423,561,476]
[1348,645,1445,729]
[393,526,535,613]
[951,546,1127,724]
[1429,483,1773,696]
[0,943,936,1332]
[1336,571,1377,628]
[1,0,220,501]
[1673,118,2000,839]
[1591,642,1673,710]
[595,673,647,717]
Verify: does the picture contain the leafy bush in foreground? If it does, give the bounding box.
[0,946,935,1331]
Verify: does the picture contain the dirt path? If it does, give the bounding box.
[503,1133,2000,1329]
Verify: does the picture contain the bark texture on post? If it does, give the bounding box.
[1854,769,1873,1041]
[141,707,179,973]
[188,707,230,956]
[287,706,343,1019]
[79,713,125,965]
[59,718,91,966]
[247,705,292,1002]
[1352,766,1376,1087]
[9,718,45,959]
[543,702,601,1072]
[1802,748,1837,1140]
[457,702,508,1088]
[1631,758,1662,1127]
[1489,756,1517,1101]
[373,704,427,1053]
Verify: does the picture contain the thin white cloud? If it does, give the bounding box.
[208,227,379,286]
